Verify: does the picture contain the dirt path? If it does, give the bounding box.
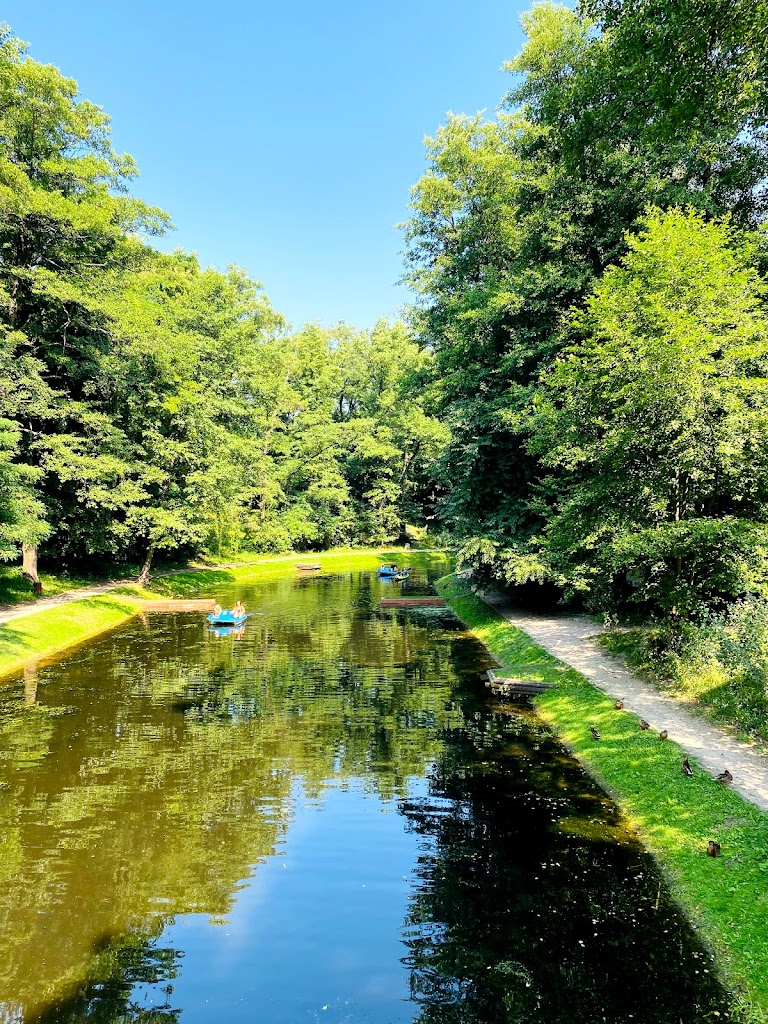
[483,593,768,814]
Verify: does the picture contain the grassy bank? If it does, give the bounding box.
[0,548,447,682]
[0,594,145,680]
[438,575,768,1022]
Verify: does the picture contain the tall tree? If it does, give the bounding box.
[529,208,768,614]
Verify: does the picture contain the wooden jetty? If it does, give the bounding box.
[484,669,555,696]
[380,597,446,608]
[295,563,322,571]
[142,599,216,612]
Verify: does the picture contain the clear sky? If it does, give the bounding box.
[3,1,526,330]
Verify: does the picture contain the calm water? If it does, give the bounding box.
[0,560,731,1023]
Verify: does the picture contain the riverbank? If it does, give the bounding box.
[438,575,768,1023]
[0,549,444,681]
[0,594,146,681]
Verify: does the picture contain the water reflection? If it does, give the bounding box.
[0,557,732,1022]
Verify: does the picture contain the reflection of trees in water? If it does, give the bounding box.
[25,929,182,1024]
[0,565,477,1019]
[399,721,733,1024]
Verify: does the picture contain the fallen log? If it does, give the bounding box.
[485,669,555,696]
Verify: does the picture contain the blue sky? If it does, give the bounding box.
[4,1,526,329]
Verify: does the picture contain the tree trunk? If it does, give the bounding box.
[22,543,42,594]
[137,543,155,585]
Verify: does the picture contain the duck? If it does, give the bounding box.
[659,729,668,741]
[639,719,650,730]
[707,840,721,857]
[715,769,733,784]
[590,725,601,741]
[682,758,694,777]
[615,700,624,710]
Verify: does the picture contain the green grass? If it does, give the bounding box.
[438,574,768,1022]
[0,560,154,607]
[0,594,144,680]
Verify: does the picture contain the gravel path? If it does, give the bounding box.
[483,592,768,814]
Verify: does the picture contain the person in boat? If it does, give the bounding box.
[213,603,223,617]
[233,600,245,618]
[389,563,398,571]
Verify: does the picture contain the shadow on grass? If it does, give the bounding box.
[146,569,238,599]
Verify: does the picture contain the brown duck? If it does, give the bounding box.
[615,700,624,710]
[590,725,601,741]
[707,840,721,857]
[639,719,650,730]
[682,758,694,777]
[715,769,733,784]
[659,730,668,741]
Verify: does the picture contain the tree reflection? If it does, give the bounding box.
[399,719,733,1024]
[27,930,182,1024]
[0,564,732,1023]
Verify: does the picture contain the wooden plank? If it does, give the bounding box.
[295,563,322,570]
[380,597,446,608]
[142,599,216,612]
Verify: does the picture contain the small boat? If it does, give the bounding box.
[207,612,248,626]
[394,569,411,581]
[209,624,246,638]
[296,563,322,571]
[377,565,400,577]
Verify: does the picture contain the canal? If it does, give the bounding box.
[0,560,731,1023]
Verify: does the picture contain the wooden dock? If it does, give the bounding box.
[484,669,555,696]
[295,563,322,571]
[142,599,216,612]
[380,597,446,608]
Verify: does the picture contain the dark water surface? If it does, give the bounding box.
[0,560,731,1023]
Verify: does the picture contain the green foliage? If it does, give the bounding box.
[407,0,768,618]
[601,595,768,741]
[531,208,768,612]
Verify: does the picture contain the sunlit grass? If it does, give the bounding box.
[146,549,447,598]
[437,574,768,1021]
[0,595,144,680]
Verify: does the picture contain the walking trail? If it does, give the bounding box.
[483,592,768,815]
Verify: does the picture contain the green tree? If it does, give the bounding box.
[530,208,768,614]
[0,26,167,568]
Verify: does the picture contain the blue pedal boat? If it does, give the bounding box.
[207,612,249,626]
[377,566,400,577]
